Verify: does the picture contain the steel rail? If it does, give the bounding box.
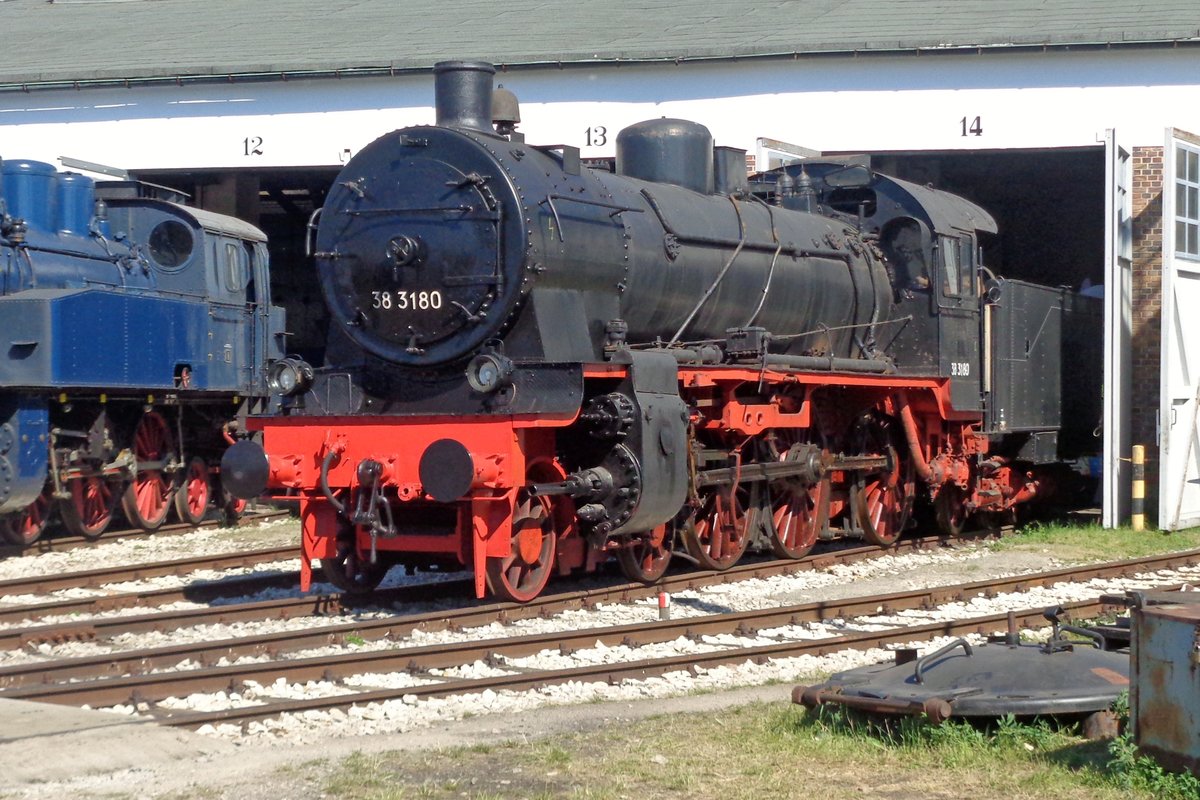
[7,548,1198,712]
[0,534,960,650]
[2,534,1183,688]
[0,571,305,628]
[144,595,1157,730]
[0,545,298,596]
[0,510,289,558]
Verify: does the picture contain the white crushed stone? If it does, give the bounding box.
[186,635,988,745]
[8,527,1199,747]
[0,516,299,583]
[109,559,1200,743]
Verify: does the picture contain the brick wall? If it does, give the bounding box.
[1131,146,1163,502]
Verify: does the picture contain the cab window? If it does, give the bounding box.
[939,235,973,297]
[148,219,194,270]
[224,241,247,292]
[882,219,929,292]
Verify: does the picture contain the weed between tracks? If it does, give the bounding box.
[316,701,1198,800]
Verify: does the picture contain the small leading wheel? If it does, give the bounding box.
[321,539,389,594]
[175,457,211,525]
[61,475,121,539]
[934,484,968,538]
[616,523,674,583]
[122,411,177,531]
[761,479,826,560]
[486,489,557,603]
[684,483,752,570]
[220,486,248,526]
[855,446,914,547]
[2,484,53,546]
[219,465,250,526]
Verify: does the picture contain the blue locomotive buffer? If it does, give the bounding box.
[0,158,285,541]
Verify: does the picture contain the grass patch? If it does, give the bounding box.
[315,701,1199,800]
[990,520,1200,562]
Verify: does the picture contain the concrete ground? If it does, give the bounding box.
[0,698,234,786]
[0,685,794,799]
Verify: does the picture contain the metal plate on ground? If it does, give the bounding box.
[795,634,1129,721]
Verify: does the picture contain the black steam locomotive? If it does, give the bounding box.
[226,61,1101,601]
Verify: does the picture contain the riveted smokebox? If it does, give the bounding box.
[433,60,496,132]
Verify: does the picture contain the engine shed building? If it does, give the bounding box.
[1,0,1198,530]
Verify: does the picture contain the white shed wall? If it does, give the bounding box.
[0,47,1194,170]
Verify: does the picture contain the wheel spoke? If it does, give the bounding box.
[2,485,53,546]
[857,458,912,547]
[4,484,53,546]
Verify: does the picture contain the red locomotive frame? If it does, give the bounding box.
[251,362,1042,602]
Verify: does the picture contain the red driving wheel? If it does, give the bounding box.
[616,523,674,583]
[684,483,751,570]
[175,456,210,525]
[122,411,177,531]
[61,474,119,539]
[2,484,53,546]
[486,488,557,602]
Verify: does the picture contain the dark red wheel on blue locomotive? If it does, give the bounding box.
[122,411,177,531]
[61,474,120,539]
[174,456,210,525]
[1,483,53,546]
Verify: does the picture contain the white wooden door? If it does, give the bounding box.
[1159,129,1200,530]
[1103,130,1132,528]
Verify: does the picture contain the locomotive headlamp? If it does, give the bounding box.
[465,352,513,394]
[267,357,314,397]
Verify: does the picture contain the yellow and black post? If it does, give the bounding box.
[1131,445,1146,532]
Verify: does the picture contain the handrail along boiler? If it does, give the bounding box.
[225,61,1101,601]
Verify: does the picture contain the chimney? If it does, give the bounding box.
[433,61,496,132]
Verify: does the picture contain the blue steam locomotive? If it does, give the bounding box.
[0,158,284,544]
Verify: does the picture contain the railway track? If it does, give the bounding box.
[5,546,1199,730]
[0,544,298,596]
[157,599,1131,732]
[0,532,965,645]
[0,509,290,558]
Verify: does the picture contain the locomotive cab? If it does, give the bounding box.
[755,161,994,411]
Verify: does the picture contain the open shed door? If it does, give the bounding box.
[1159,129,1200,530]
[1103,131,1132,528]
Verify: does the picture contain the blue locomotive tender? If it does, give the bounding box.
[0,158,284,544]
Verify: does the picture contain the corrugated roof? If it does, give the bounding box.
[3,0,1199,89]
